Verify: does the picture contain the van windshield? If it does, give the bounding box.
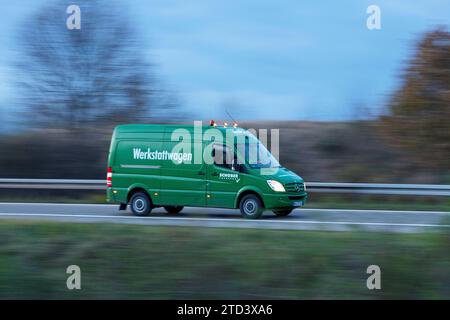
[236,139,281,169]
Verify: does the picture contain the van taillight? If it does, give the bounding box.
[107,167,112,187]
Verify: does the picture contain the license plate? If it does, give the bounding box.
[292,201,303,207]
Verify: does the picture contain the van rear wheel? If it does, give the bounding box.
[130,192,152,216]
[273,209,293,217]
[240,194,263,219]
[164,206,184,214]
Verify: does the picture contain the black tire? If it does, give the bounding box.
[273,209,293,217]
[129,192,152,216]
[239,194,264,219]
[164,206,184,214]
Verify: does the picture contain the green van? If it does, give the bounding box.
[106,122,307,219]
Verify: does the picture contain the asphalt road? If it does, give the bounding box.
[0,202,449,232]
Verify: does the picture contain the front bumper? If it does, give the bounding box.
[262,192,307,209]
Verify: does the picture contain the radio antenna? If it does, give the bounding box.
[225,108,237,124]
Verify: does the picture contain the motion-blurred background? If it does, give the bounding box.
[1,0,449,180]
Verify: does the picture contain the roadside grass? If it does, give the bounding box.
[0,221,448,299]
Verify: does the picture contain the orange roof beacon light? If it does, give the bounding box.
[210,120,217,127]
[223,122,228,127]
[233,122,238,128]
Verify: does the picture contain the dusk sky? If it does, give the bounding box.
[0,0,449,126]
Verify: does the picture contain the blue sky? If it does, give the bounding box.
[0,0,449,127]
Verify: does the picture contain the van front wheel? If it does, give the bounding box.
[164,206,184,214]
[240,194,263,219]
[130,192,152,216]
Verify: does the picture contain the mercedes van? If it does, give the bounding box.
[106,122,307,219]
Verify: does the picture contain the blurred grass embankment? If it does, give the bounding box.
[2,120,449,183]
[242,120,450,184]
[0,221,448,299]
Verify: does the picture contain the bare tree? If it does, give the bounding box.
[16,0,159,129]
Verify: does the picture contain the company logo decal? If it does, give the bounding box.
[219,173,240,183]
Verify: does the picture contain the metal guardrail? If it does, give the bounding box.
[0,179,105,190]
[307,182,450,196]
[0,179,450,196]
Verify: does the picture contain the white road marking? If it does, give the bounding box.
[302,208,450,215]
[0,212,448,228]
[0,203,449,215]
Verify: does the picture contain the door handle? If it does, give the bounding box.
[198,171,205,175]
[212,172,219,176]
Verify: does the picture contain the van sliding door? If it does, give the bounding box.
[159,140,207,207]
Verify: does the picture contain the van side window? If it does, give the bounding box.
[213,145,236,170]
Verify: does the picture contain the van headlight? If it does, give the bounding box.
[303,182,307,191]
[267,180,286,192]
